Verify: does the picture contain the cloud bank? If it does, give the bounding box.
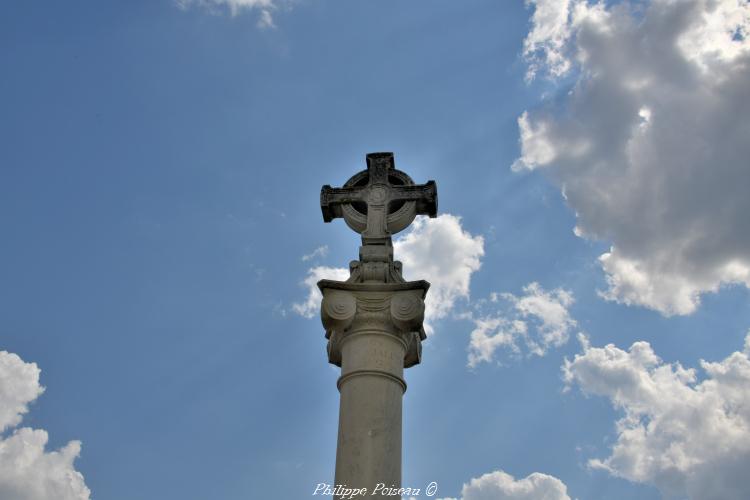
[0,351,90,500]
[467,283,576,367]
[439,469,571,500]
[564,331,750,499]
[516,0,750,315]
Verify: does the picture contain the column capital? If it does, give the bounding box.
[319,279,429,369]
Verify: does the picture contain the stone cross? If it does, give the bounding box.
[321,152,437,246]
[317,153,437,499]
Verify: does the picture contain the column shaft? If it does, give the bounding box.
[334,330,406,499]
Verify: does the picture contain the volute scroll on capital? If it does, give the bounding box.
[320,290,357,333]
[390,291,425,332]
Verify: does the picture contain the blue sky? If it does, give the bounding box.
[2,1,750,499]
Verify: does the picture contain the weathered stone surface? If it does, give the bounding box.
[319,282,428,369]
[320,152,437,246]
[318,152,437,499]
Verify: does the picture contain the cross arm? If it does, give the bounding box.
[320,185,366,222]
[392,181,438,217]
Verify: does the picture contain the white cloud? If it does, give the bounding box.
[516,0,750,316]
[522,0,573,81]
[395,214,485,333]
[301,245,329,262]
[292,266,350,319]
[293,214,484,333]
[468,283,576,367]
[176,0,281,27]
[0,351,90,500]
[0,352,44,433]
[439,469,571,500]
[563,332,750,499]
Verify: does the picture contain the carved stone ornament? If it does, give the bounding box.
[318,152,437,369]
[320,152,437,245]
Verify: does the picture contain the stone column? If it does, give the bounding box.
[336,325,405,494]
[317,153,436,499]
[320,283,427,499]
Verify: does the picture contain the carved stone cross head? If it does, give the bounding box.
[320,152,437,245]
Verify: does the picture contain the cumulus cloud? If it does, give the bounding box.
[515,0,750,316]
[439,469,571,500]
[293,214,484,333]
[522,0,573,80]
[0,351,90,500]
[467,283,576,367]
[563,332,750,499]
[0,352,44,433]
[395,214,485,332]
[175,0,281,27]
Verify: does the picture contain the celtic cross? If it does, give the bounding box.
[320,152,437,246]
